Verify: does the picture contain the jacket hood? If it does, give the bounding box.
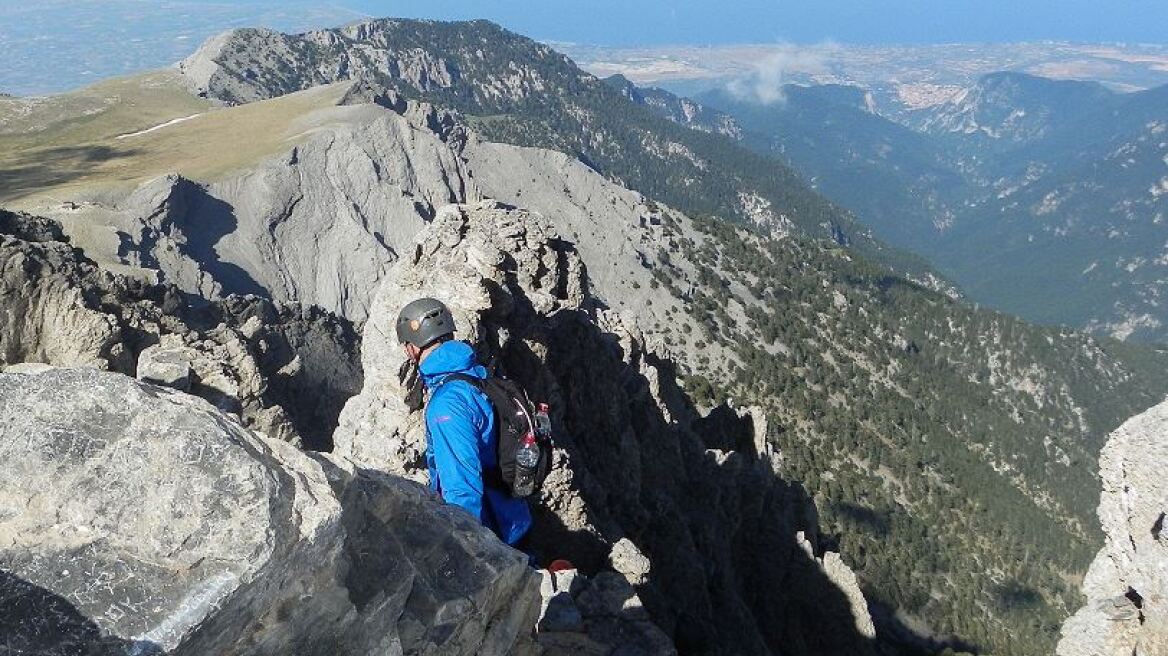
[419,340,484,387]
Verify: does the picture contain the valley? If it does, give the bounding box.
[613,70,1168,343]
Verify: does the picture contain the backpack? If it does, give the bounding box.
[438,373,553,497]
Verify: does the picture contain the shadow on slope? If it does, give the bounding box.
[461,257,878,653]
[0,145,139,202]
[125,177,267,299]
[0,569,163,655]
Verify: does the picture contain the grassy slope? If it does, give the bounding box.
[0,72,351,204]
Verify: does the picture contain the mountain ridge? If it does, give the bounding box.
[172,18,955,287]
[915,71,1117,145]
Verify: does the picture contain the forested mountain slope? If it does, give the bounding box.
[664,213,1168,652]
[692,73,1168,342]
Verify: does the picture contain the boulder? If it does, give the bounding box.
[136,343,192,390]
[609,538,652,587]
[0,367,539,655]
[535,568,674,656]
[1058,399,1168,656]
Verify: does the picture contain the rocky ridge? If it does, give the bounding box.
[46,98,463,322]
[0,209,361,449]
[1057,399,1168,656]
[602,74,743,139]
[335,199,877,654]
[0,197,879,655]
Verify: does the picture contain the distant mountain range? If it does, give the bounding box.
[565,41,1168,112]
[910,72,1116,144]
[625,72,1168,342]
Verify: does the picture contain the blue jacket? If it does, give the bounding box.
[420,340,533,546]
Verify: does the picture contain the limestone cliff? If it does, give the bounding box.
[24,89,709,344]
[1058,400,1168,656]
[335,200,877,655]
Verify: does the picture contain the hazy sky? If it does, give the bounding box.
[341,0,1168,45]
[2,0,1166,94]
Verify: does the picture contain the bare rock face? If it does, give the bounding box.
[335,201,877,655]
[104,102,467,323]
[1058,399,1168,656]
[536,568,675,656]
[0,367,539,655]
[0,213,125,370]
[0,210,361,449]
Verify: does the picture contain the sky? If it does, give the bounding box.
[2,0,1167,95]
[342,0,1168,45]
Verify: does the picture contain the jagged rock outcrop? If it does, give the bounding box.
[602,74,743,139]
[0,209,361,449]
[335,200,877,655]
[0,213,127,369]
[1057,399,1168,656]
[333,200,587,474]
[176,21,552,107]
[0,367,539,655]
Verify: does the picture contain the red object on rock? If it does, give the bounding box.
[547,559,575,573]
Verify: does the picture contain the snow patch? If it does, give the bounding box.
[115,113,203,139]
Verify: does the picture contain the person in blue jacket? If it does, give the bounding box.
[396,297,533,547]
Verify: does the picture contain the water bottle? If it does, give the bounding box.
[512,431,540,498]
[534,403,552,441]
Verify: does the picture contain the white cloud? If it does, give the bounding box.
[725,43,835,105]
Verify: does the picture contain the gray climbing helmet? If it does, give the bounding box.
[396,297,456,348]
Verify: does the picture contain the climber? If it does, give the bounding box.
[396,297,533,548]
